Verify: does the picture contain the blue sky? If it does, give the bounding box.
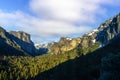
[0,0,120,44]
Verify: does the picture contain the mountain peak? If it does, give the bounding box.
[9,31,31,43]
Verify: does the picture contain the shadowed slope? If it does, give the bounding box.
[34,36,120,80]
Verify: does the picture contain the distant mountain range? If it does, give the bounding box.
[0,13,120,80]
[0,13,120,56]
[48,13,120,55]
[0,26,49,56]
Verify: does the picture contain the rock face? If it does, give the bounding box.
[80,13,120,47]
[1,13,120,56]
[50,36,97,55]
[0,27,6,38]
[0,27,35,56]
[9,31,31,43]
[0,27,25,56]
[49,13,120,55]
[9,31,35,54]
[96,13,120,45]
[50,37,81,54]
[47,21,98,55]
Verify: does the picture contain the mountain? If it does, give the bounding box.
[96,13,120,45]
[0,13,120,80]
[35,44,48,55]
[49,37,81,54]
[49,13,120,55]
[34,33,120,80]
[0,27,35,56]
[8,31,36,55]
[0,13,120,56]
[0,34,120,80]
[0,26,52,56]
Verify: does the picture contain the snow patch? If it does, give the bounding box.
[92,39,96,43]
[93,29,99,32]
[88,29,98,36]
[66,37,72,40]
[100,25,104,28]
[88,33,93,36]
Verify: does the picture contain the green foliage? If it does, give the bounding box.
[34,39,120,80]
[77,42,101,55]
[0,51,79,80]
[0,41,114,80]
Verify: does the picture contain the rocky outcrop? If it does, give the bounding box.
[0,27,21,49]
[49,32,99,54]
[80,13,120,47]
[49,33,97,55]
[0,27,6,38]
[0,26,36,56]
[49,13,120,55]
[50,37,82,54]
[9,31,31,43]
[9,31,35,54]
[1,13,120,56]
[96,13,120,45]
[0,27,27,56]
[80,34,96,48]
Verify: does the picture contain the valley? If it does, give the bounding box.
[0,13,120,80]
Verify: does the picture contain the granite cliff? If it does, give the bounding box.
[49,13,120,55]
[0,13,120,56]
[9,31,35,54]
[96,13,120,45]
[0,27,27,56]
[0,27,35,56]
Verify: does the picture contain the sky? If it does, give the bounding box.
[0,0,120,44]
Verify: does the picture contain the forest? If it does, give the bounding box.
[0,43,100,80]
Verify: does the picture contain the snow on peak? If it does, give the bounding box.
[88,29,99,36]
[66,37,72,40]
[92,39,96,43]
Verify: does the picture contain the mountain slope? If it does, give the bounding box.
[0,27,35,56]
[0,34,119,80]
[8,31,36,55]
[34,33,120,80]
[0,13,120,80]
[96,13,120,45]
[48,13,120,55]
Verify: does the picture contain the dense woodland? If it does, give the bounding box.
[0,43,100,80]
[0,40,120,80]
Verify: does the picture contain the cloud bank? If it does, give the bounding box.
[0,0,120,43]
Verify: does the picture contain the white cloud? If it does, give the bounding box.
[30,0,119,23]
[0,10,92,43]
[30,0,100,23]
[0,0,120,43]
